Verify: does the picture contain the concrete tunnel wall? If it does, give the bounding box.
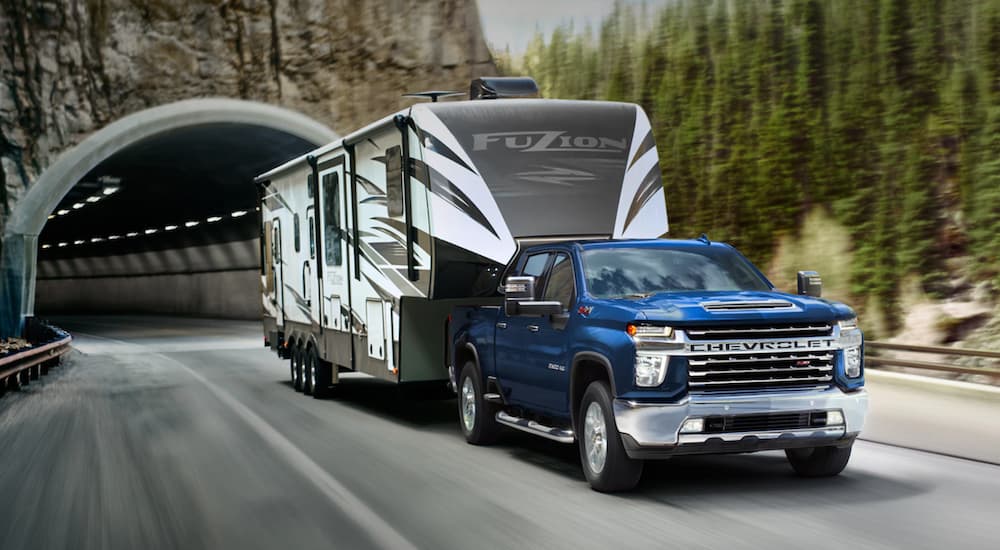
[34,239,263,320]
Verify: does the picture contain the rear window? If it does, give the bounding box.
[581,246,770,298]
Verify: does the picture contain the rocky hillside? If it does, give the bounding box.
[0,0,495,228]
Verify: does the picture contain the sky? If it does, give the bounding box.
[476,0,669,56]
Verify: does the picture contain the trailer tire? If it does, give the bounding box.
[458,362,500,445]
[312,351,332,399]
[578,381,643,492]
[303,346,315,396]
[785,443,853,477]
[292,344,304,392]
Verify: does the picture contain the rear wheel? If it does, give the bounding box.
[458,362,500,445]
[785,443,853,477]
[578,381,643,492]
[303,346,315,396]
[312,351,332,399]
[292,344,304,392]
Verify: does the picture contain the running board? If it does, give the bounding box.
[496,411,575,444]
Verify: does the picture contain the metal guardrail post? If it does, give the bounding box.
[866,340,999,380]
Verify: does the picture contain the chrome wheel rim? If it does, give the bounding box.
[584,402,607,474]
[461,377,476,433]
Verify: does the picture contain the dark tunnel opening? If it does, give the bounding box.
[34,123,318,319]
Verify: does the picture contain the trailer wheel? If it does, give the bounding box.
[288,342,297,386]
[578,381,643,492]
[303,346,316,396]
[292,344,304,392]
[786,443,853,477]
[458,362,500,445]
[312,350,332,399]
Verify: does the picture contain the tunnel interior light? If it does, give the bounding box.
[165,225,178,231]
[90,237,104,243]
[72,203,85,209]
[185,221,199,227]
[126,232,139,238]
[231,210,247,217]
[57,209,70,216]
[58,242,68,247]
[73,240,84,245]
[86,195,102,203]
[48,215,55,220]
[109,235,122,240]
[207,216,223,223]
[102,186,120,195]
[145,228,158,235]
[41,244,52,249]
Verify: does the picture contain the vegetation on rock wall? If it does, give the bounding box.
[499,0,1000,334]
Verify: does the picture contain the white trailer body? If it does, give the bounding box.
[256,94,669,387]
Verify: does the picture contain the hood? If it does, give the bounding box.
[594,290,855,325]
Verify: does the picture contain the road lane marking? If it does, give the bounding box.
[68,330,419,550]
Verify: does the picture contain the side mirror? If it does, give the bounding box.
[504,276,536,316]
[797,271,822,297]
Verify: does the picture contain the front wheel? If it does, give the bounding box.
[457,362,500,445]
[578,381,643,492]
[785,443,853,477]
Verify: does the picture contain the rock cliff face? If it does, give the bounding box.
[0,0,495,229]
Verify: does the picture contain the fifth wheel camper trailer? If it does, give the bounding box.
[255,77,669,397]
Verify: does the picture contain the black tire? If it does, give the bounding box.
[292,344,304,392]
[785,443,853,477]
[312,352,332,399]
[578,381,644,492]
[288,342,297,385]
[303,346,315,396]
[457,362,500,445]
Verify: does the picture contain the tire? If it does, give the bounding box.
[785,443,853,477]
[578,381,644,492]
[292,344,304,392]
[303,346,315,396]
[457,362,500,445]
[289,342,297,385]
[312,352,332,399]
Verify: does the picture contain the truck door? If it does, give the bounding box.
[494,251,555,409]
[529,253,576,412]
[319,160,352,367]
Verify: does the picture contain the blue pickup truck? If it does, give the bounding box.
[449,238,868,492]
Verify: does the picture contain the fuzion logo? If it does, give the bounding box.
[472,131,627,153]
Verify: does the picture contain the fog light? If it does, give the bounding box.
[827,410,844,426]
[680,418,704,434]
[634,353,669,387]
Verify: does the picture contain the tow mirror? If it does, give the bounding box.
[504,276,535,316]
[797,271,822,297]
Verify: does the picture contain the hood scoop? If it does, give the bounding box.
[701,300,795,312]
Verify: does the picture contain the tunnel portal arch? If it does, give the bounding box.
[1,98,339,336]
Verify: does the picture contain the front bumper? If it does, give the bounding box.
[614,387,868,460]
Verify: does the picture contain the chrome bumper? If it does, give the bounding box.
[613,388,868,459]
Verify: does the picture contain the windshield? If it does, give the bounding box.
[581,246,771,298]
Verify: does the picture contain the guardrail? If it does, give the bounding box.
[866,341,1000,379]
[0,322,72,396]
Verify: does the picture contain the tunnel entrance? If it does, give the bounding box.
[0,99,338,336]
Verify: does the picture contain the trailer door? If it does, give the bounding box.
[271,219,284,326]
[319,158,353,367]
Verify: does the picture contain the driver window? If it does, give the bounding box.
[521,253,551,299]
[543,254,575,311]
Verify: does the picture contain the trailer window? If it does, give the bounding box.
[543,254,575,311]
[323,173,342,266]
[293,213,301,253]
[308,211,316,260]
[385,145,404,217]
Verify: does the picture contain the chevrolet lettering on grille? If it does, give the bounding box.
[688,339,836,353]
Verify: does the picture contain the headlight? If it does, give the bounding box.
[635,352,669,387]
[838,317,863,378]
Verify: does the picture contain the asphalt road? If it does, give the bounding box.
[0,315,997,550]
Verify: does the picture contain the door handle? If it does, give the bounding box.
[496,322,508,329]
[527,325,539,332]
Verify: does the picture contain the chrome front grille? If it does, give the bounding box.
[686,323,833,341]
[685,323,836,393]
